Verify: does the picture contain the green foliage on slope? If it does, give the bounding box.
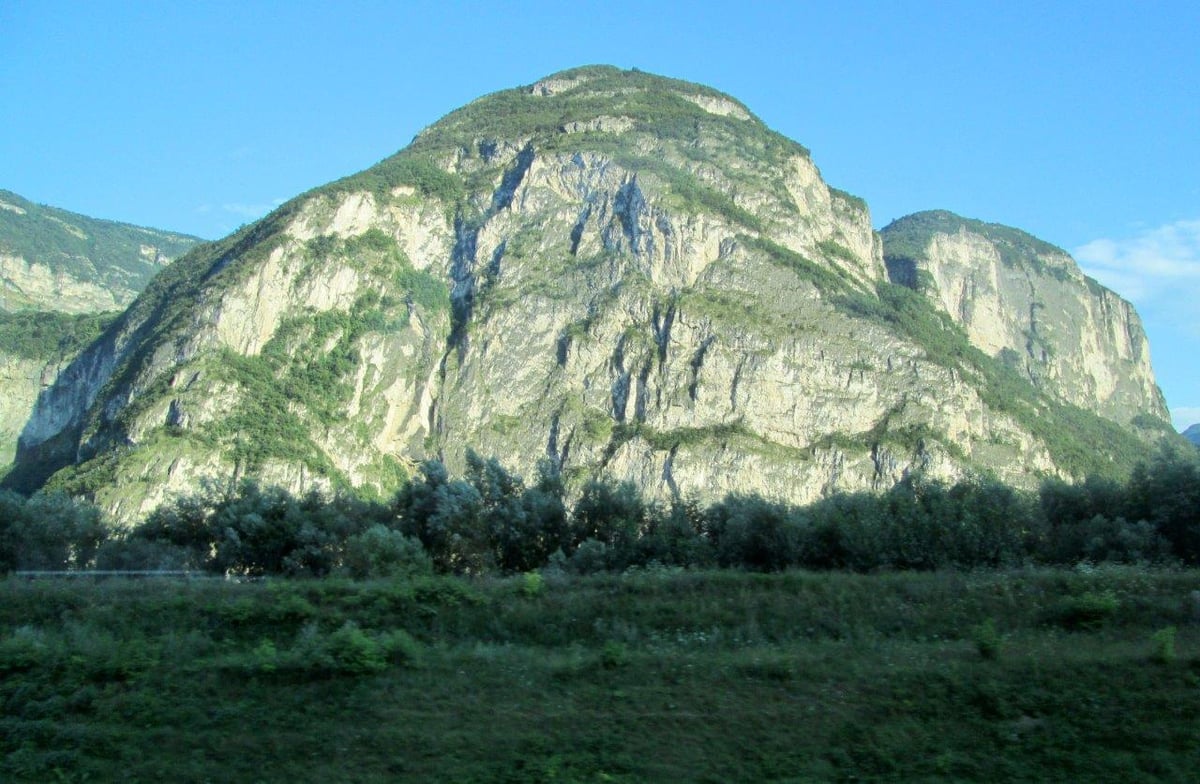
[835,280,1149,479]
[0,310,118,361]
[739,228,1150,480]
[1,567,1197,782]
[880,209,1072,281]
[0,189,201,298]
[330,65,812,228]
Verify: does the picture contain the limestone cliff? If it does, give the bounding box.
[880,211,1167,426]
[0,191,200,466]
[0,189,200,314]
[4,67,1165,523]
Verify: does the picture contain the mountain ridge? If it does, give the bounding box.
[0,188,202,314]
[0,190,202,466]
[3,67,1173,522]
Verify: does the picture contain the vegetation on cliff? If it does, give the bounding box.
[0,188,201,311]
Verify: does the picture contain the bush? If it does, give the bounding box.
[519,571,546,598]
[1150,626,1177,664]
[340,525,431,579]
[379,629,423,667]
[0,626,53,674]
[325,622,388,675]
[600,640,630,669]
[279,621,388,677]
[972,619,1003,660]
[1051,591,1120,630]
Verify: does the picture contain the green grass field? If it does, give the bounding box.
[2,567,1198,782]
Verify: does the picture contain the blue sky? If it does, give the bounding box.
[3,1,1198,428]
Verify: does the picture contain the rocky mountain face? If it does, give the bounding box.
[880,211,1167,426]
[0,189,200,314]
[0,191,201,465]
[4,67,1170,523]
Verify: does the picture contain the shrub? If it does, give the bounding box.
[600,640,630,670]
[1150,626,1177,664]
[325,622,388,675]
[280,621,389,677]
[378,629,423,667]
[972,619,1003,660]
[0,626,53,674]
[1052,591,1120,630]
[519,571,546,598]
[340,525,431,579]
[565,539,610,575]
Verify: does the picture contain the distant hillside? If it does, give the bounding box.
[1185,424,1200,446]
[0,190,201,466]
[0,189,202,313]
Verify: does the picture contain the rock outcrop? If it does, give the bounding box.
[0,190,201,465]
[880,211,1167,426]
[4,67,1168,523]
[0,189,200,314]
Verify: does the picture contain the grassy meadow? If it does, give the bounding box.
[2,566,1198,782]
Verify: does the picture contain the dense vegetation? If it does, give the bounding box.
[2,445,1198,781]
[1,565,1197,781]
[328,65,822,234]
[0,189,200,292]
[0,310,119,361]
[4,444,1198,579]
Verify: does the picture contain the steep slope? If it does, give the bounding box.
[5,67,1163,522]
[0,311,118,466]
[0,189,201,313]
[880,211,1167,427]
[0,192,201,465]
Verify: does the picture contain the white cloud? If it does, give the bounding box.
[1075,219,1200,306]
[1076,220,1200,423]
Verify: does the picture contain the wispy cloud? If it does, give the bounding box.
[1075,219,1200,305]
[1075,219,1200,428]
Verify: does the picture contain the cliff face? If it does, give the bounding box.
[5,67,1166,523]
[0,189,200,314]
[880,211,1167,426]
[0,191,199,466]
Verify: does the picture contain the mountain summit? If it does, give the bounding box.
[5,67,1170,521]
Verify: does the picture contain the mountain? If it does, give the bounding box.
[879,210,1166,426]
[0,192,201,466]
[1185,424,1200,446]
[0,189,201,314]
[3,66,1171,522]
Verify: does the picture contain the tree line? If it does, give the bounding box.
[2,445,1198,578]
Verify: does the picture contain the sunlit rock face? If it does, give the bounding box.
[7,67,1168,523]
